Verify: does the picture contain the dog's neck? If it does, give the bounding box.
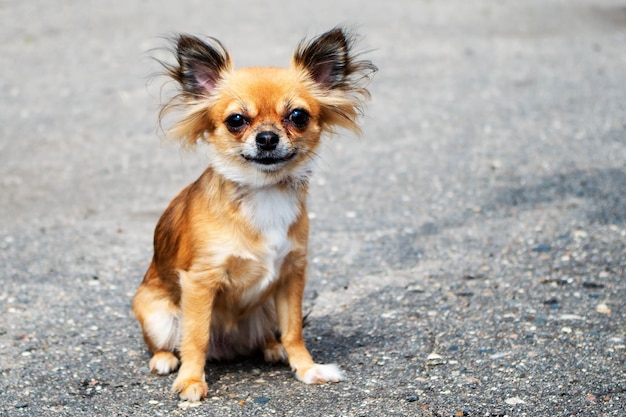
[239,184,302,233]
[202,166,308,234]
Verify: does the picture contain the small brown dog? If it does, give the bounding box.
[132,27,376,401]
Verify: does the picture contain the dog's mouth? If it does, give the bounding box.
[241,150,298,167]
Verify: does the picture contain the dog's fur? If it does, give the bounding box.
[132,27,376,401]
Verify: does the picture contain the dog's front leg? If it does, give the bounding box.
[275,254,345,384]
[172,270,216,401]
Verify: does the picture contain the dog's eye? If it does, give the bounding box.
[288,108,309,128]
[225,114,248,132]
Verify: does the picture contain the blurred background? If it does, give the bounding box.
[1,1,625,416]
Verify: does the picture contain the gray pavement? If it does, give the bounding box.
[1,1,625,416]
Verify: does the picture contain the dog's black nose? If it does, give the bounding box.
[255,131,280,151]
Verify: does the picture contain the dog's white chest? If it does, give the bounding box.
[239,188,300,304]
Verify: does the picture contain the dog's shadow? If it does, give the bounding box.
[203,352,280,386]
[199,325,352,387]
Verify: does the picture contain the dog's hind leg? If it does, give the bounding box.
[262,334,288,364]
[132,266,181,375]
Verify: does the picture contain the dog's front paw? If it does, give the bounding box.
[296,363,346,384]
[172,375,208,401]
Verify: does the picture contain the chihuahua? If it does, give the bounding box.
[132,27,376,401]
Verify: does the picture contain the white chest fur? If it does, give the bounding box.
[239,187,300,304]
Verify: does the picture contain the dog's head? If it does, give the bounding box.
[160,28,376,186]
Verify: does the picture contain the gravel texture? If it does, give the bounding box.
[1,1,625,416]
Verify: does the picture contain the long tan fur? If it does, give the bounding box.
[132,27,376,401]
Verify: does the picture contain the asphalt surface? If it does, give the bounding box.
[1,1,625,416]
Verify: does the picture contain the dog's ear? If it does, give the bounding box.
[292,28,373,90]
[172,35,231,96]
[291,28,377,135]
